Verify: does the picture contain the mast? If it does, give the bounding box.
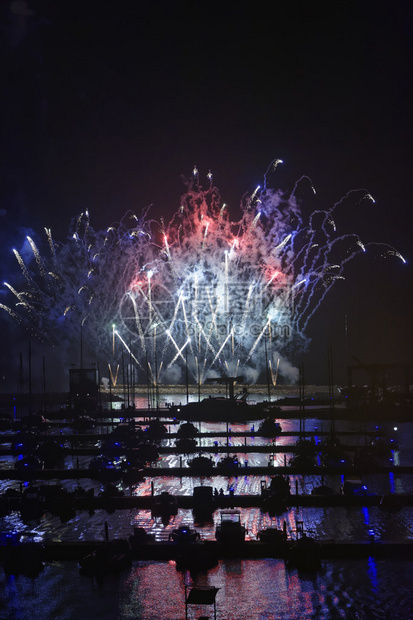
[42,355,47,413]
[185,347,189,404]
[328,344,335,435]
[264,332,271,402]
[299,362,305,434]
[28,340,32,414]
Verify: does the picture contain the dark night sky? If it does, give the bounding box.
[0,1,412,389]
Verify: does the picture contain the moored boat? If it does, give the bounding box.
[151,491,178,523]
[257,526,287,548]
[286,533,322,572]
[188,454,215,474]
[79,538,132,577]
[258,417,282,437]
[15,454,44,471]
[169,525,201,543]
[217,454,239,471]
[169,391,269,422]
[261,475,291,515]
[215,508,246,547]
[2,531,45,578]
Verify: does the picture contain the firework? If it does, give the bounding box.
[1,163,405,384]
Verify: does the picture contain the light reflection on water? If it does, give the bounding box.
[1,418,413,546]
[2,495,413,548]
[1,558,413,619]
[2,408,413,616]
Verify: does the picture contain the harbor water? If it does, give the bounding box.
[2,557,413,619]
[1,391,413,619]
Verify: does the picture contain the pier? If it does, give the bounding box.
[1,463,413,481]
[2,537,413,564]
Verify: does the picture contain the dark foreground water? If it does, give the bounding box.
[1,558,413,620]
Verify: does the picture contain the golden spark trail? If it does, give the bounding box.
[108,363,120,387]
[201,356,208,383]
[274,358,280,385]
[157,361,163,382]
[235,358,240,376]
[194,355,199,387]
[147,361,155,383]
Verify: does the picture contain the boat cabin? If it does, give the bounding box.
[215,509,246,545]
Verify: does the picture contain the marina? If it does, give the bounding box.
[1,383,413,618]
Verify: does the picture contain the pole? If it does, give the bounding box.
[185,347,189,405]
[345,314,348,355]
[19,352,23,419]
[28,340,32,414]
[264,332,271,402]
[80,322,83,369]
[97,361,101,409]
[42,355,47,413]
[299,362,305,434]
[122,352,126,407]
[126,350,130,409]
[108,364,113,423]
[154,334,158,410]
[146,352,150,409]
[328,345,335,435]
[131,362,135,409]
[197,361,201,403]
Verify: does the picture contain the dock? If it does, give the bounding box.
[2,538,413,564]
[1,397,412,572]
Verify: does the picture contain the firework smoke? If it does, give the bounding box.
[1,162,405,385]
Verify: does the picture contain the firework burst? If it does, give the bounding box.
[1,162,405,384]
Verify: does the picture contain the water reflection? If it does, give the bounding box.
[1,415,413,547]
[2,406,413,617]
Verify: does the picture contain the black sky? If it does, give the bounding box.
[1,1,412,388]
